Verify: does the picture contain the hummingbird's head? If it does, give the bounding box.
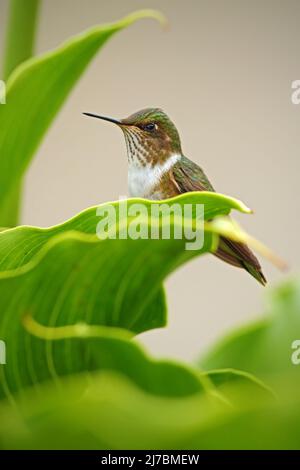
[83,108,182,167]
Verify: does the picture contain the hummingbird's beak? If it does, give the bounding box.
[83,112,122,126]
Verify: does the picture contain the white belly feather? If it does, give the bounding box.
[128,154,181,198]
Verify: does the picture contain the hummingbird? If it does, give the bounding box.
[83,108,266,285]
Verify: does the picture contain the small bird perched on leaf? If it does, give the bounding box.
[83,108,267,285]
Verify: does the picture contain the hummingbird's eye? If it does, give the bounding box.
[143,122,156,132]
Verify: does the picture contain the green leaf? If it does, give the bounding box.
[0,192,250,271]
[0,192,250,399]
[199,277,300,384]
[0,371,223,450]
[204,368,275,401]
[0,369,293,450]
[0,9,165,225]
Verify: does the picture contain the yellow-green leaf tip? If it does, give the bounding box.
[237,200,253,214]
[120,10,168,30]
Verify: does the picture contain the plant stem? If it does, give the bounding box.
[3,0,40,79]
[1,0,40,226]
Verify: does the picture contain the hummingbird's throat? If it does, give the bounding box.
[123,128,148,167]
[123,127,172,168]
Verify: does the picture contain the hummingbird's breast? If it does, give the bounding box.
[128,154,181,199]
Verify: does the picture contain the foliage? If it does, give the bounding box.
[0,191,298,449]
[0,6,165,225]
[0,1,298,450]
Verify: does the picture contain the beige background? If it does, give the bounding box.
[0,0,299,361]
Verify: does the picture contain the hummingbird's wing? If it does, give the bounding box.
[171,156,267,285]
[171,155,215,192]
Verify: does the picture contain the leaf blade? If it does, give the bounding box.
[0,192,248,398]
[0,10,165,222]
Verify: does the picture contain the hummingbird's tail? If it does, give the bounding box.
[215,236,267,286]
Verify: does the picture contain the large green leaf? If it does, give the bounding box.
[0,192,250,271]
[0,192,251,399]
[0,9,164,224]
[0,369,294,450]
[199,277,300,384]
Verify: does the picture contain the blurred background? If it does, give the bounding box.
[0,0,299,361]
